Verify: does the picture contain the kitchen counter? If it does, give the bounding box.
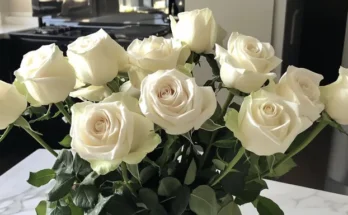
[1,149,348,215]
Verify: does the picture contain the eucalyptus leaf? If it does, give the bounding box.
[184,159,197,185]
[255,196,284,215]
[150,204,168,215]
[48,173,75,201]
[158,177,181,197]
[87,194,136,215]
[201,119,225,131]
[235,179,268,205]
[27,169,55,187]
[221,172,245,196]
[139,188,159,210]
[59,135,72,148]
[127,164,141,183]
[73,153,93,177]
[189,185,219,215]
[73,185,98,209]
[52,150,74,174]
[170,186,190,215]
[218,201,242,215]
[182,132,193,144]
[212,159,226,171]
[35,201,47,215]
[193,145,204,155]
[140,166,158,184]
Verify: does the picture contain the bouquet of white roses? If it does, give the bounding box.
[1,8,347,215]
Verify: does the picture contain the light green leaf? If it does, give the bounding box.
[68,202,84,215]
[158,177,182,197]
[59,135,72,148]
[73,185,98,209]
[27,169,55,187]
[189,185,219,215]
[126,164,141,183]
[218,201,242,215]
[50,204,71,215]
[48,173,75,201]
[212,159,226,171]
[255,196,284,215]
[201,119,225,131]
[184,159,197,185]
[35,201,47,215]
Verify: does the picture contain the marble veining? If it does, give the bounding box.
[1,150,348,215]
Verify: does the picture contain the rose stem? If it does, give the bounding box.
[201,92,235,169]
[0,125,13,142]
[218,92,234,120]
[210,147,245,186]
[22,126,58,157]
[121,162,136,196]
[55,102,72,124]
[246,118,329,184]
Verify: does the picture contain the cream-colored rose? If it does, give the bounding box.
[127,36,190,88]
[70,85,112,102]
[120,81,141,99]
[67,29,129,86]
[276,66,324,122]
[170,8,224,53]
[321,67,348,125]
[70,93,161,175]
[14,44,76,106]
[216,32,282,93]
[225,90,311,156]
[139,69,217,135]
[0,81,27,130]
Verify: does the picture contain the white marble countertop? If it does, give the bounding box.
[1,149,348,215]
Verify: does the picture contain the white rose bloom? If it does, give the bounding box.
[0,81,27,130]
[127,36,190,88]
[225,90,311,156]
[321,67,348,125]
[170,8,224,53]
[276,66,324,122]
[70,93,161,175]
[14,44,76,106]
[70,85,112,102]
[139,69,217,135]
[216,32,282,93]
[67,29,129,86]
[120,81,141,99]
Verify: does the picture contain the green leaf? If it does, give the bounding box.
[50,204,71,215]
[52,150,74,174]
[127,164,141,183]
[139,188,159,210]
[87,195,113,215]
[212,159,226,171]
[35,201,47,215]
[213,139,238,148]
[140,166,158,184]
[267,154,296,177]
[81,172,99,185]
[150,205,168,215]
[184,159,197,185]
[48,173,75,201]
[189,185,219,215]
[73,153,93,177]
[27,169,55,187]
[73,185,98,209]
[235,179,268,205]
[157,135,179,166]
[200,119,225,131]
[218,201,242,215]
[59,135,72,148]
[255,196,284,215]
[68,202,84,215]
[170,186,190,215]
[158,177,182,197]
[103,195,136,215]
[221,172,245,196]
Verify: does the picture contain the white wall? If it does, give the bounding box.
[342,14,348,67]
[9,0,32,13]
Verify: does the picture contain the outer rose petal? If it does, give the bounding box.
[90,159,122,175]
[70,85,112,102]
[102,92,142,115]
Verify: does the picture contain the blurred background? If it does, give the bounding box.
[0,0,348,196]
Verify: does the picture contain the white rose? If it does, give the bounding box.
[225,90,311,156]
[216,32,282,93]
[276,66,324,122]
[120,81,141,99]
[170,8,224,53]
[139,69,217,135]
[0,81,27,130]
[321,67,348,125]
[70,93,161,175]
[14,44,76,106]
[127,36,190,88]
[70,85,112,102]
[67,29,129,86]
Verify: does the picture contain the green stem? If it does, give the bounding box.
[121,162,136,196]
[219,92,234,120]
[55,102,71,124]
[23,127,58,157]
[211,147,245,186]
[200,131,218,170]
[246,119,329,184]
[0,125,13,142]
